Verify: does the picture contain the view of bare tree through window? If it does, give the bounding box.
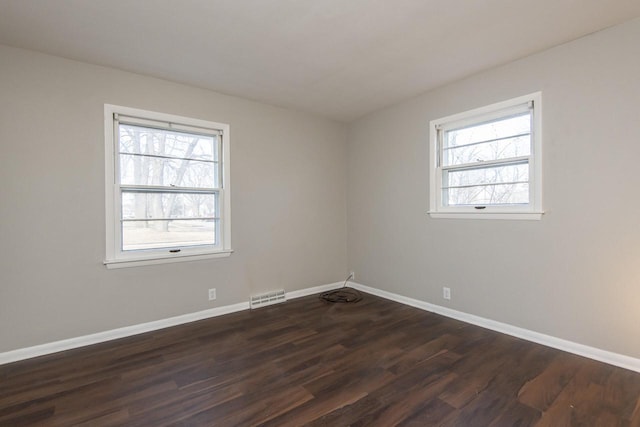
[118,124,220,251]
[442,112,531,206]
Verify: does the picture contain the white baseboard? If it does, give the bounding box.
[5,280,639,374]
[0,281,346,366]
[286,281,343,300]
[0,302,249,366]
[350,282,640,373]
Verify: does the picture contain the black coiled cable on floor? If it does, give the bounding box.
[319,274,362,303]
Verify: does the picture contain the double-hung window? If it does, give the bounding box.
[429,93,542,220]
[104,105,231,268]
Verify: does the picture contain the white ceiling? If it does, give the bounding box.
[1,1,640,122]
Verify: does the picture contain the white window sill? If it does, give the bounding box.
[104,250,233,269]
[428,211,544,220]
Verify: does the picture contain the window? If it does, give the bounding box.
[104,105,231,268]
[429,93,542,220]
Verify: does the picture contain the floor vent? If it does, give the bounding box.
[250,289,286,309]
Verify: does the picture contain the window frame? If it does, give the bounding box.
[428,92,543,220]
[104,104,232,268]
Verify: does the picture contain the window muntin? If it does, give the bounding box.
[120,191,219,251]
[105,105,231,267]
[429,93,542,219]
[119,123,220,189]
[444,162,530,206]
[442,113,531,167]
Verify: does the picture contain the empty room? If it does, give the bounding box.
[2,1,640,425]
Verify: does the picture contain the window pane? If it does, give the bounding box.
[444,135,530,166]
[445,183,529,206]
[119,124,218,161]
[122,219,217,251]
[445,112,530,149]
[122,192,217,220]
[119,154,218,188]
[445,163,529,188]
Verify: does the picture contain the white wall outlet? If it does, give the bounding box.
[443,287,451,300]
[349,271,355,281]
[208,288,217,301]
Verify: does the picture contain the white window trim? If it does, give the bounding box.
[428,92,543,220]
[104,104,232,269]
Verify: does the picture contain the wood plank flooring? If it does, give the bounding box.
[1,292,640,426]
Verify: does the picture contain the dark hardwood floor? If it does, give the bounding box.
[1,292,640,426]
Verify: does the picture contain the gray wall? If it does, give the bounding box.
[347,18,640,358]
[3,18,640,360]
[0,45,347,352]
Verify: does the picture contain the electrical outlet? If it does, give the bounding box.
[349,271,355,281]
[208,288,217,301]
[443,287,451,300]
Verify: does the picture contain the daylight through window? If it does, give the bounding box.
[429,93,542,219]
[105,106,231,267]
